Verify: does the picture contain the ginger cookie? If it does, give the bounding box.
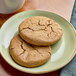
[9,35,51,67]
[19,16,63,46]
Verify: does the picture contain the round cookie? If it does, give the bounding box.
[19,16,63,46]
[9,35,51,67]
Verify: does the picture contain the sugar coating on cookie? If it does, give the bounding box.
[19,16,63,46]
[10,35,51,67]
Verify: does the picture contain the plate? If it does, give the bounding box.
[0,10,76,74]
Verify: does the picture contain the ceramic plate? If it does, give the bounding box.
[0,10,76,74]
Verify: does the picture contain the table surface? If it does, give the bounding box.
[0,0,75,76]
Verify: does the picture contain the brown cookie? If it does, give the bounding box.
[19,16,63,46]
[9,35,51,67]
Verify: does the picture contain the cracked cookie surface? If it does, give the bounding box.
[9,35,51,67]
[19,16,63,46]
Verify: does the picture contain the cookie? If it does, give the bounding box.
[19,16,63,46]
[9,35,51,67]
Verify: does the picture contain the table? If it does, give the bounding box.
[0,0,75,76]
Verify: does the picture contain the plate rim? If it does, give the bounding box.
[0,10,76,74]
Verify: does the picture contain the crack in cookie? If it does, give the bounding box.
[31,45,43,57]
[19,41,26,56]
[20,27,47,32]
[10,47,14,50]
[48,51,51,55]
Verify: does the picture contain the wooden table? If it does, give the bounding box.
[0,0,75,76]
